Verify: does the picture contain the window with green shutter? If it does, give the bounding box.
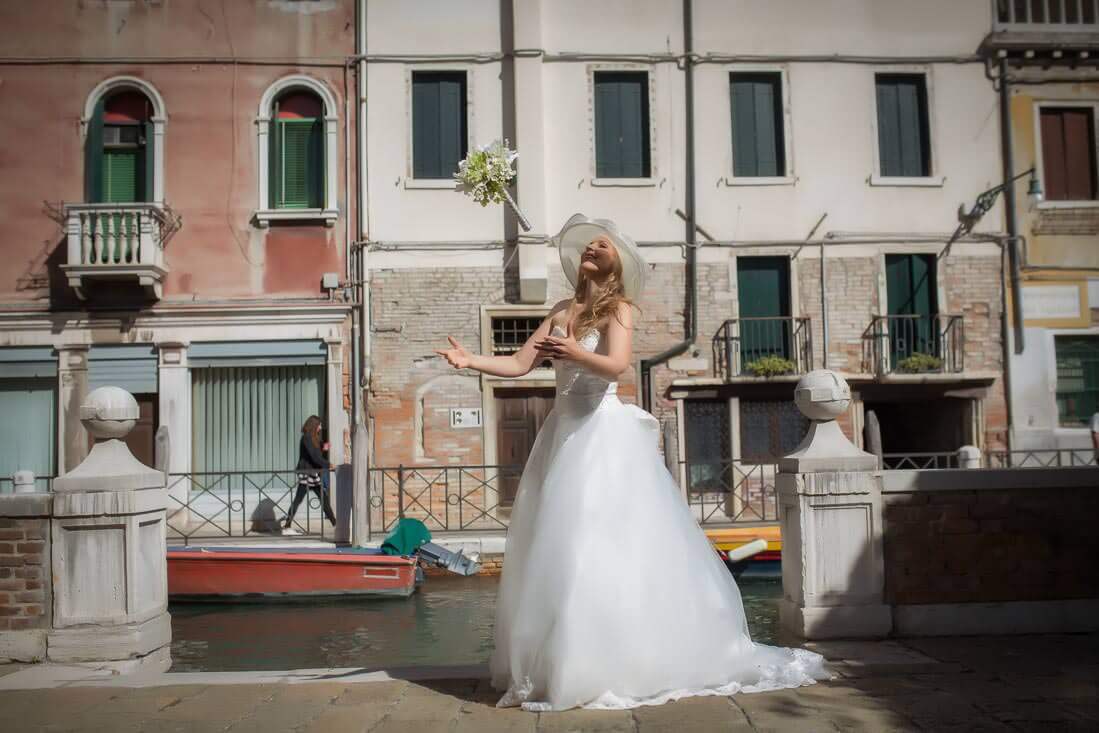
[1055,336,1099,427]
[594,71,651,179]
[875,74,931,178]
[270,92,325,210]
[412,71,468,179]
[730,72,785,178]
[86,90,153,204]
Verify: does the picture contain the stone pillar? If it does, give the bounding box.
[778,370,892,639]
[48,387,171,673]
[56,344,89,473]
[157,341,190,518]
[326,339,350,543]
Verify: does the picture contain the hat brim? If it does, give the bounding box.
[553,214,646,300]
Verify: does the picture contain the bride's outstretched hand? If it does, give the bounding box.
[436,336,473,370]
[536,321,582,361]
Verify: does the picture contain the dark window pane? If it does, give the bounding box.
[594,71,651,178]
[1055,335,1099,426]
[740,400,808,464]
[684,399,729,492]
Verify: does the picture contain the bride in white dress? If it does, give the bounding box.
[437,214,828,711]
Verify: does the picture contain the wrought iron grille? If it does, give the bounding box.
[713,317,812,380]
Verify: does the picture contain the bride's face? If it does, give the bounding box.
[579,236,619,279]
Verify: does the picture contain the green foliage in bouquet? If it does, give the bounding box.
[895,352,942,373]
[745,355,797,378]
[454,139,518,207]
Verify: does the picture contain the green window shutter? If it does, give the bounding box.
[737,256,791,365]
[886,254,938,362]
[103,148,138,203]
[85,99,105,203]
[876,75,930,177]
[277,118,323,209]
[268,117,280,209]
[731,73,784,177]
[595,72,650,178]
[412,72,467,179]
[143,120,155,202]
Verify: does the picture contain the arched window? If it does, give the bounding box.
[269,91,324,209]
[256,76,339,226]
[82,77,166,205]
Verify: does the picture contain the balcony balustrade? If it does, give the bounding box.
[60,203,172,300]
[861,314,965,377]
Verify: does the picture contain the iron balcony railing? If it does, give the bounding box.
[862,314,964,376]
[713,317,812,380]
[60,203,174,299]
[993,0,1099,31]
[166,470,335,545]
[881,449,1096,469]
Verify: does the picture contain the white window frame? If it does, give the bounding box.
[254,75,340,227]
[868,67,945,188]
[1033,100,1099,209]
[723,65,796,187]
[82,76,168,205]
[404,66,474,189]
[587,64,659,187]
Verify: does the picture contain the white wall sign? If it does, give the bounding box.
[1023,285,1081,321]
[449,408,482,429]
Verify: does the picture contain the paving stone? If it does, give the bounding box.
[369,682,465,733]
[297,704,383,733]
[454,699,537,733]
[150,684,277,724]
[331,680,407,706]
[633,695,752,732]
[85,684,210,715]
[535,707,636,733]
[729,689,825,732]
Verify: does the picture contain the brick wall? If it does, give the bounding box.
[0,517,50,635]
[796,255,879,373]
[1033,207,1099,236]
[883,486,1099,605]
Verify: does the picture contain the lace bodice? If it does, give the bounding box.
[552,325,617,411]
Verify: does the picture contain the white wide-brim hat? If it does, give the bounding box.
[552,213,646,300]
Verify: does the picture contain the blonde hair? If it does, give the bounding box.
[572,249,633,337]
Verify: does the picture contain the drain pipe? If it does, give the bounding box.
[997,56,1020,450]
[641,0,697,412]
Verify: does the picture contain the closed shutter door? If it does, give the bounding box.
[737,256,791,366]
[876,75,930,177]
[0,379,56,490]
[886,254,938,362]
[594,72,650,178]
[192,365,325,474]
[731,73,784,177]
[412,72,467,179]
[104,149,139,203]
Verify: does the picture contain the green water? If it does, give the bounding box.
[169,576,783,673]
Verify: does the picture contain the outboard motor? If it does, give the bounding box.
[417,542,482,576]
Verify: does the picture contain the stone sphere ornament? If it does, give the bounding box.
[79,386,139,440]
[793,370,852,422]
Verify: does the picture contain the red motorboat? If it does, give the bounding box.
[167,546,419,601]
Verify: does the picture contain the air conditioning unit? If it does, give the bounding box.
[103,126,144,146]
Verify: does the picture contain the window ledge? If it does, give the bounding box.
[722,176,797,187]
[254,208,339,227]
[590,177,659,188]
[1036,200,1099,210]
[868,175,945,188]
[403,178,457,190]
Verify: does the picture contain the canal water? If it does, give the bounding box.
[169,576,783,673]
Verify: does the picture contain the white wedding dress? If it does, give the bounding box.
[489,326,828,711]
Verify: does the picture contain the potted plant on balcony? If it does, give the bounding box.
[895,352,943,374]
[744,354,797,378]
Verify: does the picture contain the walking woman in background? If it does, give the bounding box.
[282,414,336,532]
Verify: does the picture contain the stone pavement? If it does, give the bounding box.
[0,634,1096,732]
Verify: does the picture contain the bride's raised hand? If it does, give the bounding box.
[435,336,473,370]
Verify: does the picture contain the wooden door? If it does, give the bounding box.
[737,256,791,368]
[496,388,555,505]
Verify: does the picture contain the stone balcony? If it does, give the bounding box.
[59,203,172,300]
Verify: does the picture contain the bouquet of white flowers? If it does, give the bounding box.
[454,139,531,231]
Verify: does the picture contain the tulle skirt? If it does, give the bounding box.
[489,393,829,711]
